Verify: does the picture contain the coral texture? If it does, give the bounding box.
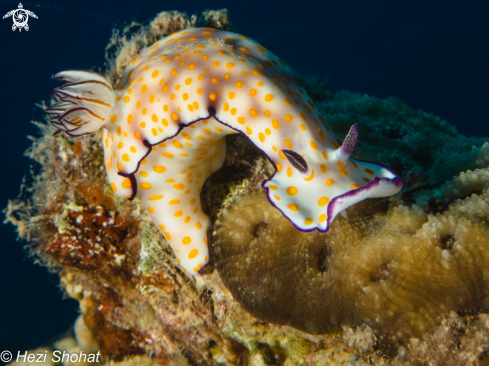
[212,186,489,354]
[5,7,489,366]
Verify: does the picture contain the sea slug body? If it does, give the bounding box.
[47,27,404,275]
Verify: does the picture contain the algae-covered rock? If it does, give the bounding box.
[5,8,489,366]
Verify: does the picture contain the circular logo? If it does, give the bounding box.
[12,9,28,28]
[0,350,13,363]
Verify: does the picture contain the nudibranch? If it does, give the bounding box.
[47,27,404,275]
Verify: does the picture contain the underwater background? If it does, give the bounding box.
[0,0,488,358]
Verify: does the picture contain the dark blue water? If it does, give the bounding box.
[0,0,488,355]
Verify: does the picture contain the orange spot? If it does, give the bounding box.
[122,154,130,162]
[196,222,202,229]
[182,237,191,245]
[141,85,148,94]
[141,182,152,190]
[326,179,334,186]
[153,165,166,173]
[310,141,318,150]
[319,214,327,223]
[287,167,292,177]
[249,108,257,117]
[229,91,235,99]
[173,140,183,149]
[272,119,280,129]
[265,94,274,102]
[174,210,183,217]
[238,117,245,124]
[279,150,286,161]
[305,218,313,225]
[209,93,217,101]
[171,112,179,122]
[149,195,163,201]
[365,168,375,175]
[285,139,292,149]
[288,203,299,211]
[249,89,257,96]
[286,186,298,195]
[285,114,293,122]
[188,249,199,259]
[173,183,185,190]
[318,197,329,206]
[304,169,315,181]
[121,178,131,189]
[235,81,243,88]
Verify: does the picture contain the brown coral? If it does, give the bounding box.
[212,187,489,354]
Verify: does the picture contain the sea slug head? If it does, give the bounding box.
[262,123,405,232]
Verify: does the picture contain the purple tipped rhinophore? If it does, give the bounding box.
[283,149,308,173]
[338,124,359,159]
